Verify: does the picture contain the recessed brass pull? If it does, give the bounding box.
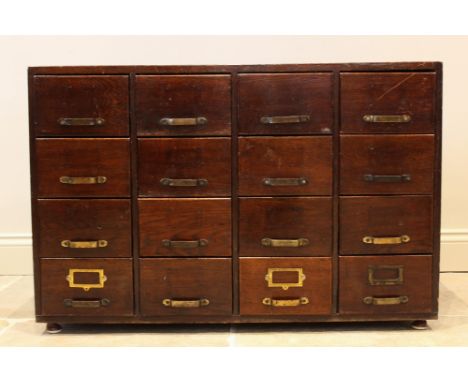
[363,296,409,305]
[60,176,107,185]
[66,269,107,292]
[261,238,309,248]
[363,174,411,183]
[263,177,308,186]
[363,235,410,245]
[262,297,309,307]
[162,298,210,308]
[58,117,105,126]
[160,178,208,187]
[260,115,310,124]
[265,268,306,290]
[159,117,207,126]
[363,114,411,123]
[162,239,208,248]
[63,298,110,308]
[61,240,108,249]
[368,265,404,286]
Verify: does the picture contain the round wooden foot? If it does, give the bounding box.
[46,323,63,334]
[410,320,429,330]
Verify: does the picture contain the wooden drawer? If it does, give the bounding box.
[240,257,332,315]
[135,75,231,137]
[341,72,436,134]
[140,258,232,316]
[33,75,129,137]
[138,138,231,197]
[340,196,433,255]
[340,135,435,195]
[139,198,231,257]
[339,255,432,314]
[40,259,133,316]
[239,197,332,257]
[238,137,332,196]
[36,138,131,197]
[36,199,131,258]
[238,73,333,135]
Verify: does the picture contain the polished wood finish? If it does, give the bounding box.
[239,197,332,257]
[139,198,231,257]
[135,75,231,137]
[37,199,131,258]
[140,258,232,316]
[238,137,332,196]
[339,255,432,314]
[238,73,333,135]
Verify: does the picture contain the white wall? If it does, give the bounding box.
[1,35,467,274]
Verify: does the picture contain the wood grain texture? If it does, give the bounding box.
[36,199,131,258]
[339,255,432,314]
[239,197,332,257]
[35,138,131,197]
[135,75,231,137]
[40,258,133,316]
[139,198,231,257]
[340,134,435,195]
[240,257,332,315]
[140,258,232,316]
[238,137,332,196]
[138,138,231,197]
[340,196,433,255]
[341,72,436,134]
[238,73,333,135]
[33,75,129,137]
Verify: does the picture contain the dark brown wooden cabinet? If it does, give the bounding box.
[28,62,442,332]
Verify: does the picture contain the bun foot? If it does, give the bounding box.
[410,320,429,330]
[46,323,63,334]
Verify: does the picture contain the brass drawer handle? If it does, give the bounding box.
[159,117,207,126]
[265,268,306,290]
[162,298,210,308]
[58,117,105,126]
[261,238,309,248]
[363,174,411,183]
[66,269,107,292]
[263,177,308,186]
[63,298,110,308]
[160,178,208,187]
[162,239,208,248]
[363,235,410,245]
[363,296,409,305]
[262,297,309,307]
[60,176,107,185]
[260,115,310,124]
[61,240,108,249]
[363,114,411,123]
[368,265,404,286]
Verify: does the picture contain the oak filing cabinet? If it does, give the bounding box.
[28,62,442,333]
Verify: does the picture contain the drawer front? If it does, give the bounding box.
[140,258,232,316]
[238,73,333,135]
[40,259,133,316]
[36,138,131,197]
[135,75,231,136]
[33,75,129,137]
[341,72,436,134]
[138,138,231,197]
[339,255,432,314]
[36,199,131,258]
[240,257,332,315]
[340,196,433,254]
[340,135,435,195]
[139,198,231,257]
[238,137,332,196]
[239,197,332,257]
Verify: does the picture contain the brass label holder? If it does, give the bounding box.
[66,269,107,292]
[265,267,306,290]
[368,265,404,286]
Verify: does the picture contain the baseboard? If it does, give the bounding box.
[1,230,468,275]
